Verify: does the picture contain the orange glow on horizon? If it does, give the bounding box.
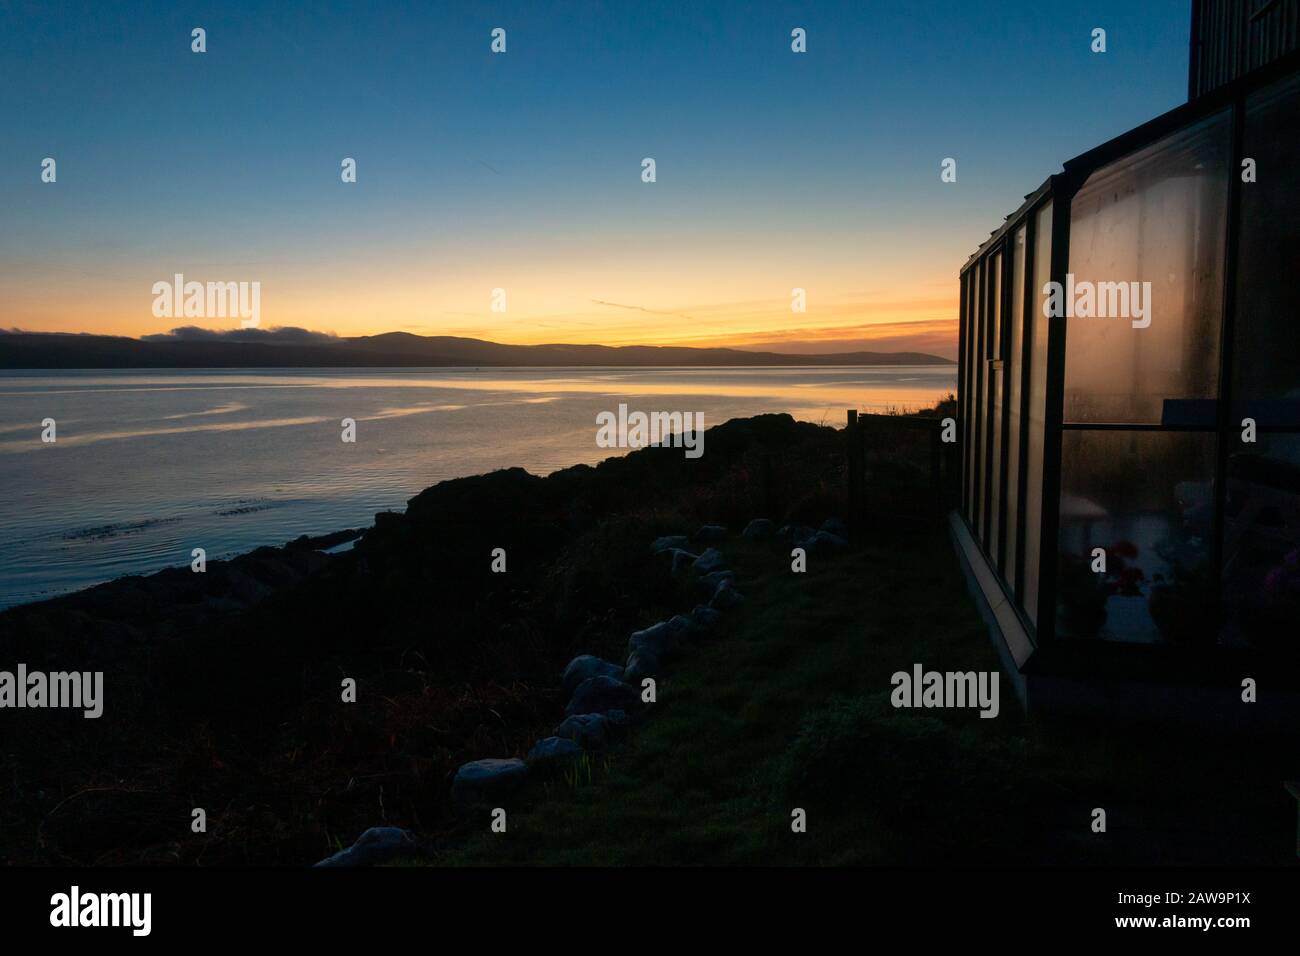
[6,280,960,357]
[2,239,961,356]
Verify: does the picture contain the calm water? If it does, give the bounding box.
[0,366,954,608]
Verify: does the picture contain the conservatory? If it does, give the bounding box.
[953,51,1300,720]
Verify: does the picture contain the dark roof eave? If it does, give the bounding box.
[959,177,1054,274]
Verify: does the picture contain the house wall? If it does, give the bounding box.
[1191,0,1300,99]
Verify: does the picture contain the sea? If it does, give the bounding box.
[0,366,954,609]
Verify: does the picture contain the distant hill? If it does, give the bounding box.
[0,330,955,369]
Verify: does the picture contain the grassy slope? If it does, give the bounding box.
[436,531,996,864]
[436,531,1298,866]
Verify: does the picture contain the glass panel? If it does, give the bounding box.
[1063,112,1231,425]
[1005,226,1026,587]
[990,373,1003,557]
[1232,75,1300,426]
[965,270,977,517]
[1222,435,1300,651]
[975,259,987,538]
[959,272,970,514]
[1023,202,1053,626]
[967,263,982,528]
[1057,430,1217,644]
[988,253,1003,557]
[987,253,1002,359]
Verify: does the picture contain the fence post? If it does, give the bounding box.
[761,451,773,515]
[930,421,942,511]
[846,410,862,533]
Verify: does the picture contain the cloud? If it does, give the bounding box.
[141,326,339,345]
[591,300,697,321]
[663,318,959,359]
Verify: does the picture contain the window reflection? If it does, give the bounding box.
[1064,113,1230,425]
[1005,227,1026,586]
[988,253,1003,558]
[1022,203,1052,625]
[1057,430,1217,644]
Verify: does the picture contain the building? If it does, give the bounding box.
[1189,0,1300,98]
[952,12,1300,724]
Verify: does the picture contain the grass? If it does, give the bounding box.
[7,407,1293,867]
[434,530,1299,866]
[435,531,1005,865]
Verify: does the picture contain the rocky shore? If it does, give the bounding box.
[0,414,850,865]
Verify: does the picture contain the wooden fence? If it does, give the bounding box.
[845,410,956,532]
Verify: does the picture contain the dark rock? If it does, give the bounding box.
[804,530,850,556]
[692,548,728,575]
[710,581,746,610]
[820,517,850,539]
[668,613,703,641]
[451,758,529,804]
[562,654,624,694]
[623,647,661,684]
[651,535,690,554]
[526,736,582,764]
[566,676,639,716]
[693,524,729,545]
[286,528,363,552]
[314,826,417,867]
[690,605,723,630]
[778,523,816,545]
[226,568,273,605]
[666,548,699,575]
[555,713,610,748]
[698,570,735,598]
[742,518,775,539]
[627,619,689,659]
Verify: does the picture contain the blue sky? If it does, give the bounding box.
[0,0,1193,353]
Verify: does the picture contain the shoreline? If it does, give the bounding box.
[0,412,852,864]
[0,369,956,610]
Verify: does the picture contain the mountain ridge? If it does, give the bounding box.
[0,330,955,369]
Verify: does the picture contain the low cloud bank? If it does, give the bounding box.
[141,326,339,345]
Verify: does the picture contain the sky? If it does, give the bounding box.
[1,0,1193,357]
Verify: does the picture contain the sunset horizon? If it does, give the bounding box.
[2,314,962,358]
[3,2,1193,362]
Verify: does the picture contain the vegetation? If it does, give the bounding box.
[4,403,1293,866]
[0,414,847,864]
[438,531,1297,866]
